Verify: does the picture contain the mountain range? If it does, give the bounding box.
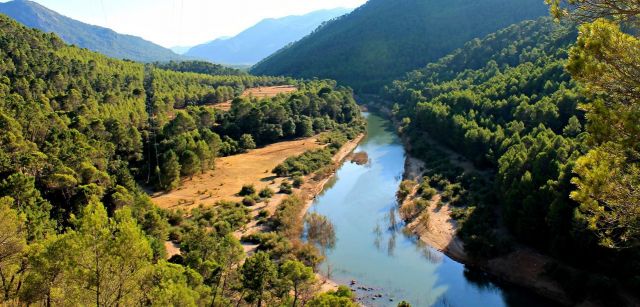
[185,8,351,65]
[251,0,550,92]
[0,0,183,62]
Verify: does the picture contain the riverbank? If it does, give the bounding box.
[235,133,365,291]
[233,133,365,241]
[401,154,573,305]
[364,99,575,305]
[295,133,366,292]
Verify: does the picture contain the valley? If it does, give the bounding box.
[0,0,639,306]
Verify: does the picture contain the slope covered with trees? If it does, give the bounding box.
[0,0,184,62]
[153,60,247,76]
[251,0,548,92]
[0,14,363,305]
[385,15,640,301]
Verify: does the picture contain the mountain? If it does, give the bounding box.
[0,0,183,62]
[170,46,192,55]
[251,0,549,92]
[185,8,351,65]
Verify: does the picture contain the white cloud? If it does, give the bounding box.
[21,0,367,47]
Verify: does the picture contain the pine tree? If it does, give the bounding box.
[161,150,181,191]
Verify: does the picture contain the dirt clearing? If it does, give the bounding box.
[151,136,321,210]
[211,85,298,111]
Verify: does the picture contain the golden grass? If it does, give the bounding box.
[151,136,322,210]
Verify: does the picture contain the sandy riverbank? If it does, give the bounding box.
[400,148,574,305]
[368,97,575,305]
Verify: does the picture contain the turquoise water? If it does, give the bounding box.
[306,113,556,307]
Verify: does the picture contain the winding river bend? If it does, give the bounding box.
[307,113,557,307]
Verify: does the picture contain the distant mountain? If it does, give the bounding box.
[170,46,192,55]
[186,8,351,65]
[0,0,183,62]
[251,0,549,92]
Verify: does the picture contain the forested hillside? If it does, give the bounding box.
[153,60,247,76]
[0,0,184,62]
[186,8,350,65]
[385,16,640,301]
[0,15,363,305]
[251,0,548,92]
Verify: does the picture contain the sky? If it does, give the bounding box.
[4,0,367,48]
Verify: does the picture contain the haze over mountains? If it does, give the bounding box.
[185,8,351,65]
[0,0,183,62]
[251,0,549,92]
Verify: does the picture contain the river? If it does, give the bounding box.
[306,113,558,307]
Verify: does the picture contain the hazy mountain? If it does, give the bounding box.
[0,0,183,62]
[170,46,192,55]
[185,8,351,65]
[251,0,549,92]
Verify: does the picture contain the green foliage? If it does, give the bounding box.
[160,150,181,191]
[307,285,357,307]
[241,251,277,306]
[271,195,305,238]
[259,187,275,198]
[386,17,587,250]
[215,81,362,147]
[274,149,334,177]
[292,176,304,188]
[0,0,184,62]
[0,196,26,301]
[239,134,257,151]
[239,184,257,196]
[279,259,316,306]
[0,15,362,305]
[153,60,245,76]
[252,0,548,92]
[279,181,293,195]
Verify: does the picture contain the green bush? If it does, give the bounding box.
[292,176,304,188]
[242,196,256,207]
[239,184,256,196]
[279,181,293,194]
[259,187,275,198]
[273,149,334,177]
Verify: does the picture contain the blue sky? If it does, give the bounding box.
[5,0,367,47]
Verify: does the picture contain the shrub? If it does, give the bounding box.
[271,195,304,237]
[239,184,256,196]
[396,180,416,202]
[242,196,256,207]
[259,187,275,198]
[273,148,333,177]
[279,181,293,194]
[257,209,269,218]
[292,176,304,188]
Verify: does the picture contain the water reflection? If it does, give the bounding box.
[304,212,336,254]
[304,113,554,307]
[373,223,383,251]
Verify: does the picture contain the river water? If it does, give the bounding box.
[306,113,557,307]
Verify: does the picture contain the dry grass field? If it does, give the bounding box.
[211,85,298,111]
[151,136,321,210]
